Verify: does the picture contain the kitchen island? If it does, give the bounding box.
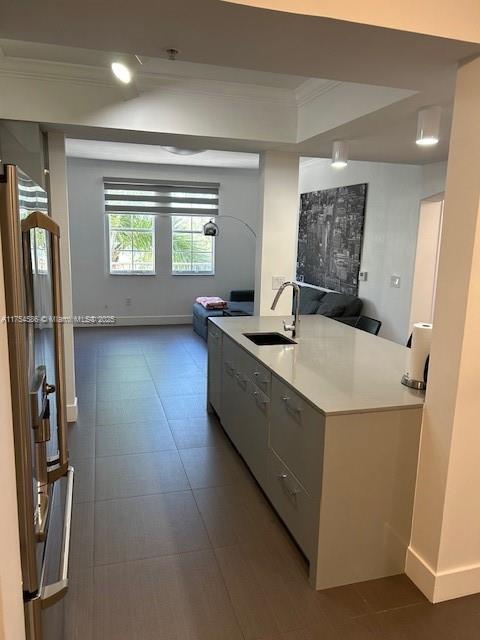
[207,314,424,590]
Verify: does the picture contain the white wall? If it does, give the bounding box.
[407,56,480,602]
[47,133,77,422]
[255,151,299,315]
[67,158,258,323]
[421,161,447,199]
[298,158,446,344]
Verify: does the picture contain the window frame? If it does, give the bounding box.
[107,213,156,276]
[171,215,215,276]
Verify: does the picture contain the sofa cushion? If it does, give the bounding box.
[228,301,254,315]
[298,285,327,314]
[316,292,361,318]
[322,304,345,318]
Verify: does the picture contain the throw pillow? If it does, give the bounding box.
[298,285,326,314]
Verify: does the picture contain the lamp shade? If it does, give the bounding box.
[416,106,441,146]
[203,219,219,236]
[332,140,349,168]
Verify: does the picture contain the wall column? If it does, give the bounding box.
[47,133,77,422]
[254,151,299,315]
[406,55,480,602]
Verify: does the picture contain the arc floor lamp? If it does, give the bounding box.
[203,216,256,239]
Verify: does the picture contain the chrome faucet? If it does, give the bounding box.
[271,281,301,338]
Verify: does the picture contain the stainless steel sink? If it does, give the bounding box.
[243,332,297,346]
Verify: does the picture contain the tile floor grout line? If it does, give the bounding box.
[91,544,215,572]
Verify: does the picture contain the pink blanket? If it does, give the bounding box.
[196,296,228,310]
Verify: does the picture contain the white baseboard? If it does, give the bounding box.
[67,397,78,423]
[74,315,193,327]
[114,315,193,326]
[406,545,480,603]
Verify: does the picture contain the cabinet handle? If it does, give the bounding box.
[253,373,269,389]
[253,390,269,405]
[235,372,248,388]
[278,473,300,497]
[282,396,302,414]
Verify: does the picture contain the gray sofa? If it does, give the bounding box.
[193,289,254,340]
[297,283,363,325]
[193,284,362,341]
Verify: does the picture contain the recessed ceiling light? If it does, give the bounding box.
[162,146,206,156]
[111,61,132,84]
[331,140,349,168]
[416,106,441,147]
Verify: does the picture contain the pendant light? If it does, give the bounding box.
[416,106,441,146]
[331,141,349,168]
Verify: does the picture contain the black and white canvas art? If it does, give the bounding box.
[296,183,367,295]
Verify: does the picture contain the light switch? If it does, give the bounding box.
[390,275,401,288]
[272,275,287,290]
[359,271,368,282]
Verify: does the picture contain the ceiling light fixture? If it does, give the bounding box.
[331,140,349,168]
[111,61,132,84]
[165,48,179,61]
[416,106,441,146]
[162,146,206,156]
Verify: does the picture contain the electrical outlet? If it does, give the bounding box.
[390,275,401,288]
[125,297,132,306]
[359,271,368,282]
[272,275,287,290]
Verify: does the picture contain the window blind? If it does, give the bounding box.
[18,174,48,219]
[104,178,219,215]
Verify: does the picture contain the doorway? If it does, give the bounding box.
[409,193,444,328]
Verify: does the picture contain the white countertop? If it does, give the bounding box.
[210,314,425,416]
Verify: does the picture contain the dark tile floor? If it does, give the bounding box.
[66,325,480,640]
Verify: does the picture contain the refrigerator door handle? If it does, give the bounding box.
[39,465,74,610]
[22,211,70,482]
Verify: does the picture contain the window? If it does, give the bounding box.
[108,213,155,274]
[171,216,215,274]
[18,174,49,274]
[103,178,219,276]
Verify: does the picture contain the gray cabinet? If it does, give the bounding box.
[207,322,423,591]
[207,322,223,416]
[270,377,324,499]
[217,335,270,490]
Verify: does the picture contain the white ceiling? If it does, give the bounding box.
[0,0,478,89]
[66,139,260,169]
[1,0,476,165]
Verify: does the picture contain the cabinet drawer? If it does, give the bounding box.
[244,357,271,397]
[223,335,242,370]
[267,449,317,559]
[270,377,324,497]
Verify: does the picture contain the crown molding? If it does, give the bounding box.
[295,78,343,107]
[0,55,297,106]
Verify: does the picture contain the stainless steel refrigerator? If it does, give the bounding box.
[0,163,74,640]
